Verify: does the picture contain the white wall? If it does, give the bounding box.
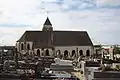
[55,46,93,57]
[16,41,33,54]
[16,41,93,58]
[16,42,19,51]
[109,48,114,60]
[26,41,33,50]
[34,48,54,56]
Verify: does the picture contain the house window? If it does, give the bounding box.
[86,50,90,56]
[72,50,75,57]
[37,49,40,56]
[21,43,24,50]
[45,49,49,56]
[64,50,68,58]
[79,50,83,56]
[27,44,30,50]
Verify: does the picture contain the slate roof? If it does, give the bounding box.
[53,31,93,46]
[17,30,93,48]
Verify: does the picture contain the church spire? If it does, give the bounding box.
[42,17,53,31]
[44,17,52,25]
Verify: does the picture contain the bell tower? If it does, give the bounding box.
[42,17,53,31]
[42,17,54,47]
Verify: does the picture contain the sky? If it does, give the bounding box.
[0,0,120,46]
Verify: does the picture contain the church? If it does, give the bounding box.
[16,17,93,60]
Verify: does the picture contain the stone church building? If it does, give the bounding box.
[16,17,93,60]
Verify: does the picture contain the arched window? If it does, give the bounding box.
[41,48,44,51]
[86,50,90,56]
[37,49,40,56]
[45,49,49,56]
[71,50,75,57]
[27,44,30,50]
[64,50,68,58]
[21,43,24,50]
[52,48,55,51]
[56,50,61,56]
[56,50,62,58]
[79,50,83,56]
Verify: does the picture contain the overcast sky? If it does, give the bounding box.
[0,0,120,46]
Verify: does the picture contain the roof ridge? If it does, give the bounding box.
[26,30,42,32]
[25,30,87,32]
[53,30,87,32]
